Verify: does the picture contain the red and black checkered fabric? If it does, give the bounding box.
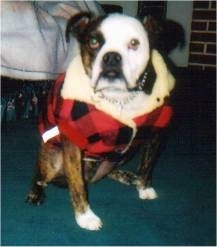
[39,73,173,162]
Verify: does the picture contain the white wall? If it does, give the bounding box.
[166,1,193,67]
[97,0,138,16]
[97,1,193,67]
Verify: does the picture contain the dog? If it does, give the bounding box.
[26,12,175,231]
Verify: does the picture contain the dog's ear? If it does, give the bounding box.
[65,12,92,42]
[142,15,163,49]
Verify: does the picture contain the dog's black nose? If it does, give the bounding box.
[102,52,122,66]
[101,52,122,80]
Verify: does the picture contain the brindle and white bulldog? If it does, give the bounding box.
[27,13,175,231]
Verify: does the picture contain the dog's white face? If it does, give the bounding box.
[78,14,150,93]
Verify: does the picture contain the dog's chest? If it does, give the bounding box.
[39,73,173,162]
[40,97,171,162]
[91,90,152,120]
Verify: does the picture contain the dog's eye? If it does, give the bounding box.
[88,37,100,49]
[128,39,140,50]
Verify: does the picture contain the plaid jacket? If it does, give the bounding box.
[39,73,173,162]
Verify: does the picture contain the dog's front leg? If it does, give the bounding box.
[61,135,102,231]
[136,131,162,200]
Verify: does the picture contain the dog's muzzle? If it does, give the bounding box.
[101,52,123,80]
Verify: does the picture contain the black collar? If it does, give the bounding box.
[137,59,156,95]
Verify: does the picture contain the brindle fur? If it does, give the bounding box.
[27,135,89,216]
[108,130,162,190]
[27,129,163,216]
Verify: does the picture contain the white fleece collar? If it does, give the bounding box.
[61,49,175,128]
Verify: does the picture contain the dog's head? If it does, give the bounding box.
[66,13,153,94]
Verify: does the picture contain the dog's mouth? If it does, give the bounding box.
[101,69,123,80]
[93,69,132,93]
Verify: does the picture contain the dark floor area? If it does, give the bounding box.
[1,69,216,246]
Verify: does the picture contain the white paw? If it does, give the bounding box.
[137,187,158,200]
[75,206,102,231]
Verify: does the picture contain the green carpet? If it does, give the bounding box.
[1,70,216,245]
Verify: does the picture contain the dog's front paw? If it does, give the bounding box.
[26,190,45,205]
[75,207,102,231]
[137,187,158,200]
